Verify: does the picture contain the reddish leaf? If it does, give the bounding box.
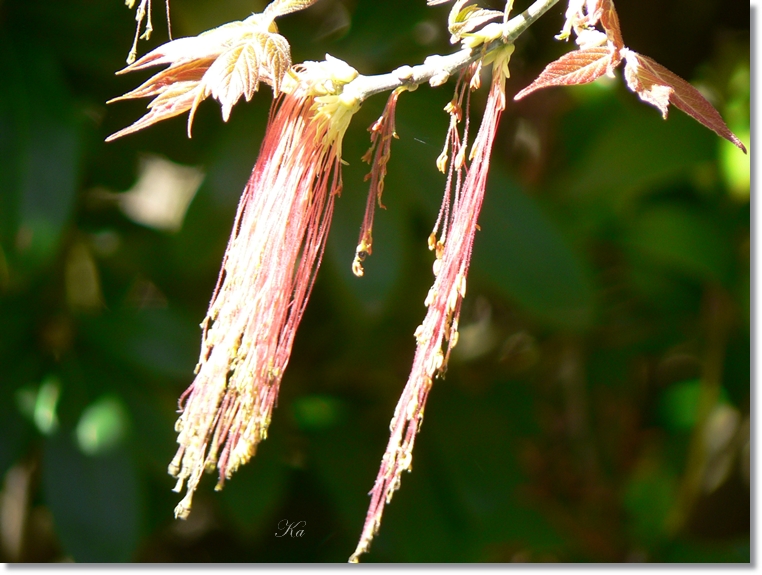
[623,50,747,153]
[599,0,624,51]
[105,81,203,142]
[109,60,211,103]
[514,46,613,100]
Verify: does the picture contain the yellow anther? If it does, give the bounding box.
[432,258,442,277]
[436,150,449,173]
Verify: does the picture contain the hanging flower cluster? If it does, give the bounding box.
[350,43,516,562]
[165,56,360,519]
[108,0,745,562]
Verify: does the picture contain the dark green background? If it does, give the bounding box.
[0,0,750,562]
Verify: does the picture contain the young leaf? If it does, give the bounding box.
[106,80,205,142]
[448,7,503,45]
[598,0,624,51]
[514,46,614,100]
[107,16,292,141]
[264,0,320,18]
[201,32,290,122]
[622,50,747,153]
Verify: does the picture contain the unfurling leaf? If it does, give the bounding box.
[206,41,262,122]
[263,34,292,95]
[107,80,206,141]
[108,13,293,141]
[622,50,747,153]
[202,33,288,122]
[264,0,320,18]
[514,46,614,100]
[446,0,503,45]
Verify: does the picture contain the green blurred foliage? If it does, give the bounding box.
[0,0,749,563]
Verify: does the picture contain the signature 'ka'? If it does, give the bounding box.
[107,0,746,562]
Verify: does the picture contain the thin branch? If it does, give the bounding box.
[348,0,561,102]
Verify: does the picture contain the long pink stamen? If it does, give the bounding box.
[351,57,509,563]
[169,72,346,519]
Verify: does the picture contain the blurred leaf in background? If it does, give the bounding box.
[0,0,750,564]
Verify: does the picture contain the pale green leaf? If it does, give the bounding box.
[264,0,320,19]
